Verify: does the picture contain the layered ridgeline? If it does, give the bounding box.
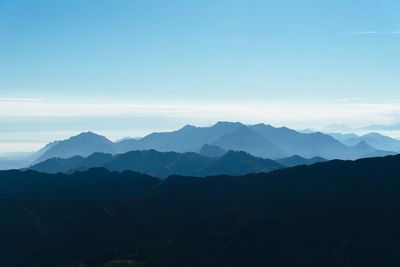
[25,123,400,160]
[2,155,400,266]
[29,149,327,178]
[1,122,398,170]
[328,132,400,152]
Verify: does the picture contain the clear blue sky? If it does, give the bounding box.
[1,0,400,151]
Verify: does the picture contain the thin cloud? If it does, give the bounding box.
[0,97,43,102]
[1,99,399,128]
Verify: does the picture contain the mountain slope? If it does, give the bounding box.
[276,155,326,167]
[23,122,400,169]
[339,132,400,152]
[115,121,244,153]
[5,155,400,266]
[199,144,227,157]
[36,132,117,163]
[30,149,284,178]
[249,123,354,159]
[212,126,285,158]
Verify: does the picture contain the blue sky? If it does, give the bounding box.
[1,0,400,151]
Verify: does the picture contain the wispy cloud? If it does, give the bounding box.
[352,31,400,35]
[0,97,43,102]
[1,98,400,128]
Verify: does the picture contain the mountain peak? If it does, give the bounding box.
[180,124,196,130]
[75,131,99,137]
[214,121,243,127]
[253,123,274,128]
[355,140,370,148]
[352,140,375,154]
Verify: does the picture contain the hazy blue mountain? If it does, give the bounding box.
[31,152,114,174]
[347,133,400,152]
[351,140,376,154]
[0,141,62,170]
[31,155,86,173]
[329,132,400,152]
[298,128,318,134]
[199,144,227,157]
[276,155,326,167]
[196,150,284,176]
[30,149,284,178]
[36,132,117,163]
[212,126,285,158]
[0,158,31,170]
[249,123,354,159]
[361,123,400,131]
[322,124,354,133]
[27,140,61,162]
[327,132,359,143]
[115,121,244,153]
[19,122,400,170]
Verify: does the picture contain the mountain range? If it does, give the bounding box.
[30,122,400,162]
[1,122,399,171]
[2,154,400,266]
[328,132,400,152]
[30,149,326,178]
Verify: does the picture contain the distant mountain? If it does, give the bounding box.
[199,144,226,157]
[115,121,244,153]
[30,149,284,178]
[16,122,400,170]
[0,141,62,170]
[6,155,400,266]
[322,123,354,133]
[351,140,375,154]
[361,123,400,131]
[212,126,285,158]
[248,123,355,159]
[35,132,117,163]
[329,132,400,152]
[327,133,359,143]
[114,121,363,159]
[276,155,326,167]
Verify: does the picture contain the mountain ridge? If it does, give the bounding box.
[3,154,400,266]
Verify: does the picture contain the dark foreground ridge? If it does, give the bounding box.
[2,155,400,266]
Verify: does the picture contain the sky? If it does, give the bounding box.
[1,0,400,152]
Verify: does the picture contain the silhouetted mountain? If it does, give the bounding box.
[276,155,326,167]
[4,155,400,266]
[199,144,226,157]
[30,150,284,178]
[36,132,117,163]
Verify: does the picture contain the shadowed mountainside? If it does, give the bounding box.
[3,155,400,266]
[36,132,117,163]
[30,150,284,178]
[275,155,326,167]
